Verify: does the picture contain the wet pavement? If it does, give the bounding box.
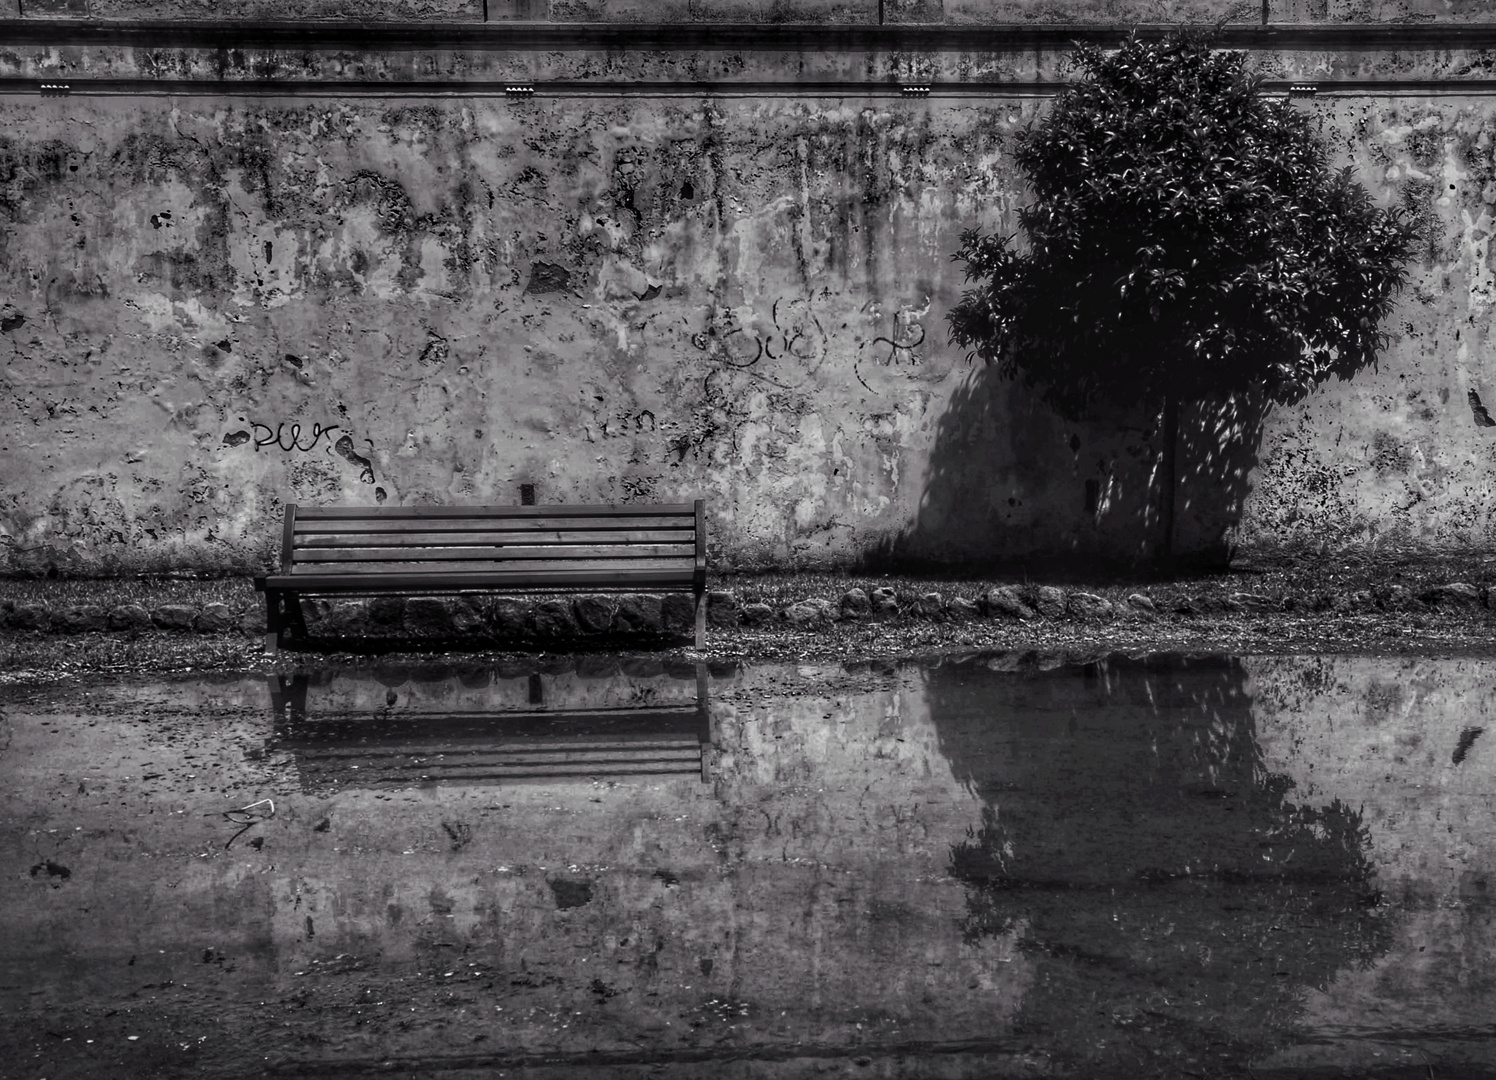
[2,653,1495,1079]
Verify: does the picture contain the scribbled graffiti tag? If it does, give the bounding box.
[855,298,929,393]
[690,296,829,388]
[222,419,376,484]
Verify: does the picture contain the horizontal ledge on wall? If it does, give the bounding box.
[9,19,1496,51]
[1,77,1063,96]
[10,77,1496,96]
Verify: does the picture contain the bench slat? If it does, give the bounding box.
[294,529,696,547]
[292,746,702,765]
[297,503,696,520]
[294,517,696,535]
[428,764,700,777]
[265,567,698,591]
[285,558,693,575]
[293,545,695,564]
[338,763,703,781]
[282,707,702,735]
[290,732,700,747]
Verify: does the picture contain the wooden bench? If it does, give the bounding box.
[254,500,707,651]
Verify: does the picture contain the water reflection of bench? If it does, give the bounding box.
[269,670,711,788]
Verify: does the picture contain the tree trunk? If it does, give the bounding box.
[1160,393,1179,568]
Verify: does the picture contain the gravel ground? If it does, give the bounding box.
[2,552,1495,684]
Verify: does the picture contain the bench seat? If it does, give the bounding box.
[254,500,707,650]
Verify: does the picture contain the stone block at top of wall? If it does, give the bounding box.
[1316,0,1496,21]
[529,0,876,20]
[29,0,483,18]
[895,0,1249,23]
[19,0,86,16]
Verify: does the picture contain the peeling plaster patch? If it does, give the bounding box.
[174,297,230,338]
[123,292,179,333]
[415,236,450,297]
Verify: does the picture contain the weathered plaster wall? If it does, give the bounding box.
[11,32,1496,570]
[0,91,1042,573]
[1241,98,1496,554]
[0,0,1290,23]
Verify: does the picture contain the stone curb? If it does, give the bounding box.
[0,581,1491,637]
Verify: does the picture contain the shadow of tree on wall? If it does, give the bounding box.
[870,363,1270,574]
[927,655,1390,1076]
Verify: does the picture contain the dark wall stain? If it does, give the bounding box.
[332,434,376,484]
[525,261,571,294]
[29,859,70,881]
[1469,388,1495,427]
[548,878,593,909]
[1453,725,1484,765]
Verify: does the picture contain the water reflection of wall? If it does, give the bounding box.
[1248,656,1496,1061]
[262,663,1023,1060]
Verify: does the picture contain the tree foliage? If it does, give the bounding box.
[947,31,1415,420]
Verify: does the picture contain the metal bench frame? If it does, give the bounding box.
[254,500,707,651]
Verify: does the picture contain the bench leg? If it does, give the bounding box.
[285,592,309,646]
[263,590,281,654]
[694,590,707,649]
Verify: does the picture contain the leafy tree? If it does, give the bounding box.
[947,30,1414,561]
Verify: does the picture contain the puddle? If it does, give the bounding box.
[2,653,1495,1078]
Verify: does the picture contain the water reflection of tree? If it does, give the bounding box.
[928,654,1390,1077]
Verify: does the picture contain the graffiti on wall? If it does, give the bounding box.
[690,296,829,388]
[855,297,929,393]
[222,418,377,485]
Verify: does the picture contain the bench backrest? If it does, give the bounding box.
[280,501,704,585]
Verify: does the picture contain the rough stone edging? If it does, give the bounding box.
[1,580,1490,638]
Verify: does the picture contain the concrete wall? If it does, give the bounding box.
[9,28,1496,571]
